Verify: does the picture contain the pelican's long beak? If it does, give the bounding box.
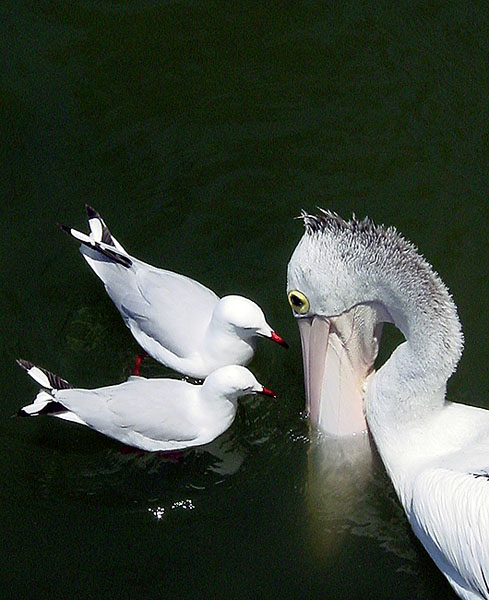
[298,305,384,437]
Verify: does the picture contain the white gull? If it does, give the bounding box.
[17,359,276,452]
[60,206,287,378]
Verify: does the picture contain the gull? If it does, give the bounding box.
[17,359,276,452]
[60,206,287,378]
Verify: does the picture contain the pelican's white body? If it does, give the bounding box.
[367,362,489,600]
[288,211,489,600]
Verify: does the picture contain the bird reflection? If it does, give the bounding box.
[305,432,372,557]
[304,432,417,568]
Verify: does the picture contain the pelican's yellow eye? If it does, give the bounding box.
[287,290,310,315]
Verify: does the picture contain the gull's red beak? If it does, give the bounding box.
[270,331,289,349]
[260,386,277,399]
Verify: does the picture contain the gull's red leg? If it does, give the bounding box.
[133,351,148,376]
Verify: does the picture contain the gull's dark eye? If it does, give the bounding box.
[287,290,310,315]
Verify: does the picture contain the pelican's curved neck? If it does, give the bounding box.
[364,267,463,482]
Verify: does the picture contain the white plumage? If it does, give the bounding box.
[60,206,287,378]
[17,359,276,452]
[287,210,489,600]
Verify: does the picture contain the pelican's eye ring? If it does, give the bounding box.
[287,290,310,315]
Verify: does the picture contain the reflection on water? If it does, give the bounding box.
[3,1,487,597]
[26,421,248,508]
[304,431,417,568]
[301,430,458,598]
[10,403,456,598]
[148,498,195,522]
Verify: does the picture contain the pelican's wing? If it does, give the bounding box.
[410,466,489,598]
[118,264,219,358]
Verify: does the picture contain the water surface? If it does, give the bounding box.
[2,2,489,598]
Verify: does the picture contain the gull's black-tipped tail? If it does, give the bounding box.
[59,221,133,269]
[16,359,74,417]
[16,359,73,390]
[85,204,118,248]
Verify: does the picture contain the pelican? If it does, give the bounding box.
[17,359,276,452]
[287,210,489,600]
[60,206,287,378]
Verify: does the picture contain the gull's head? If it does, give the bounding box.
[203,365,277,400]
[287,210,390,437]
[214,296,288,348]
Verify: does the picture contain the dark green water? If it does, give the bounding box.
[2,2,489,598]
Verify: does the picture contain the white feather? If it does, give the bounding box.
[64,207,286,378]
[26,367,52,389]
[18,365,270,452]
[88,217,103,242]
[21,391,53,414]
[288,211,489,600]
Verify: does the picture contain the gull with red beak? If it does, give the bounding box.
[17,361,277,452]
[60,206,287,378]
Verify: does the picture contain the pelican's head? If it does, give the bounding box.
[215,296,288,348]
[287,210,390,437]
